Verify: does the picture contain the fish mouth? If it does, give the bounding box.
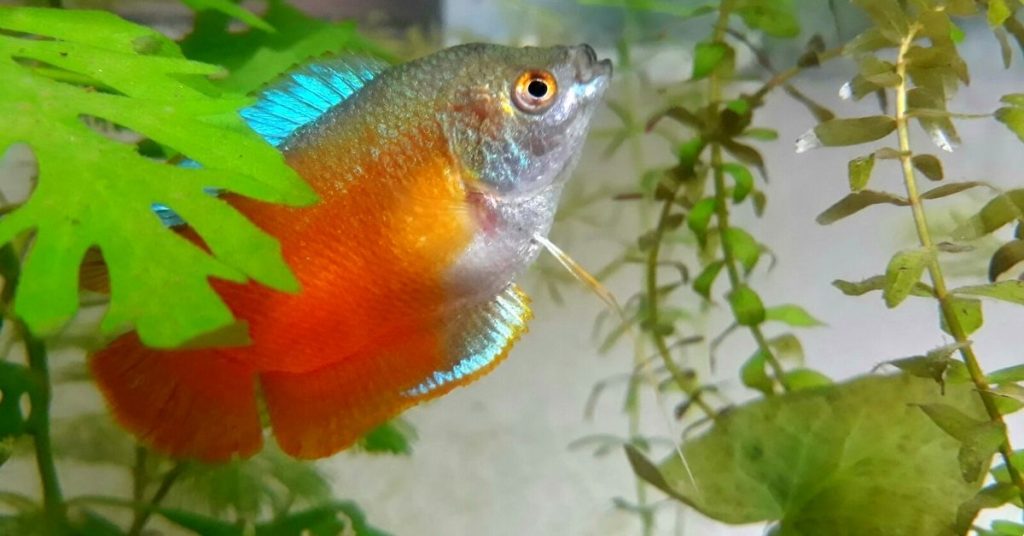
[573,44,613,85]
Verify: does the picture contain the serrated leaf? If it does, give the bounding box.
[722,163,754,203]
[764,304,824,327]
[953,189,1024,239]
[180,0,388,94]
[884,248,935,308]
[912,154,944,181]
[816,191,909,225]
[693,260,724,300]
[812,116,897,147]
[0,8,316,348]
[848,154,875,192]
[692,41,733,81]
[955,280,1024,305]
[722,227,760,274]
[628,375,988,531]
[728,285,765,326]
[941,297,983,336]
[180,0,273,32]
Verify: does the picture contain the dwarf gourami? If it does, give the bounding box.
[90,43,612,461]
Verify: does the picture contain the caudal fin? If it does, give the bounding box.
[90,333,263,462]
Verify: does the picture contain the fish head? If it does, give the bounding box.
[440,43,612,199]
[434,43,612,300]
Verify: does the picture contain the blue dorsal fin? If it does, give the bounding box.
[240,57,389,147]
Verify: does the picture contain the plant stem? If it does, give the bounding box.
[894,28,1024,502]
[708,1,788,391]
[0,243,66,531]
[127,461,186,536]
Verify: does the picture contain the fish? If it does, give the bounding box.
[89,43,612,462]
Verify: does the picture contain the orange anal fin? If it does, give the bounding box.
[90,333,263,462]
[261,285,532,459]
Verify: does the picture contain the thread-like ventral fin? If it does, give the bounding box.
[240,57,389,147]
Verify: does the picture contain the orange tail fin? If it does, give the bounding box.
[89,333,263,462]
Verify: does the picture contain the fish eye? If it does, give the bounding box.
[513,70,558,114]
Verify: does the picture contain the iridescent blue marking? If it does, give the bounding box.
[406,287,529,397]
[239,58,387,148]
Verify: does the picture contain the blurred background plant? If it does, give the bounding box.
[3,0,1024,535]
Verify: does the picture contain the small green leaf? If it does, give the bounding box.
[728,285,765,326]
[722,228,760,274]
[989,0,1013,27]
[722,163,754,203]
[988,364,1024,384]
[941,297,983,336]
[692,41,733,81]
[687,198,717,240]
[782,368,832,391]
[954,281,1024,305]
[920,181,987,201]
[912,154,944,181]
[884,343,969,391]
[741,350,774,396]
[816,191,909,225]
[358,419,417,455]
[693,261,725,300]
[0,362,36,441]
[742,128,779,141]
[953,189,1024,239]
[917,403,1005,481]
[848,154,876,192]
[833,275,935,298]
[736,0,800,37]
[989,240,1024,281]
[884,248,934,308]
[810,116,897,147]
[764,304,824,327]
[957,484,1020,535]
[996,105,1024,144]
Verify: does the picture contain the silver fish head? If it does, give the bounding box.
[439,43,612,199]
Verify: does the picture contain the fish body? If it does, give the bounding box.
[91,44,611,461]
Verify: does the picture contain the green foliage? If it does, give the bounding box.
[883,248,934,308]
[357,418,418,455]
[0,362,36,445]
[0,7,316,348]
[627,374,989,534]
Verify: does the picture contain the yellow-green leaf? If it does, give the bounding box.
[884,248,935,308]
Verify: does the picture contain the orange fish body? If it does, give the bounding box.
[91,44,611,461]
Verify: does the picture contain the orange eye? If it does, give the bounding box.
[512,70,557,113]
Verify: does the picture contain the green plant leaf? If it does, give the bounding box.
[0,7,316,348]
[693,260,724,300]
[912,154,944,181]
[687,198,716,241]
[883,343,969,392]
[991,239,1024,281]
[722,227,760,274]
[722,163,754,203]
[956,483,1019,535]
[764,304,824,327]
[997,105,1024,144]
[782,368,833,391]
[884,248,934,308]
[728,285,765,326]
[954,281,1024,305]
[990,0,1014,28]
[833,275,935,298]
[692,41,734,81]
[736,0,800,37]
[920,181,987,201]
[940,297,983,336]
[917,403,1005,482]
[804,116,897,148]
[815,191,909,225]
[953,189,1024,239]
[741,350,774,396]
[179,0,273,32]
[988,364,1024,384]
[181,0,388,95]
[49,413,135,465]
[577,0,716,18]
[357,419,417,455]
[626,374,988,531]
[847,154,875,192]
